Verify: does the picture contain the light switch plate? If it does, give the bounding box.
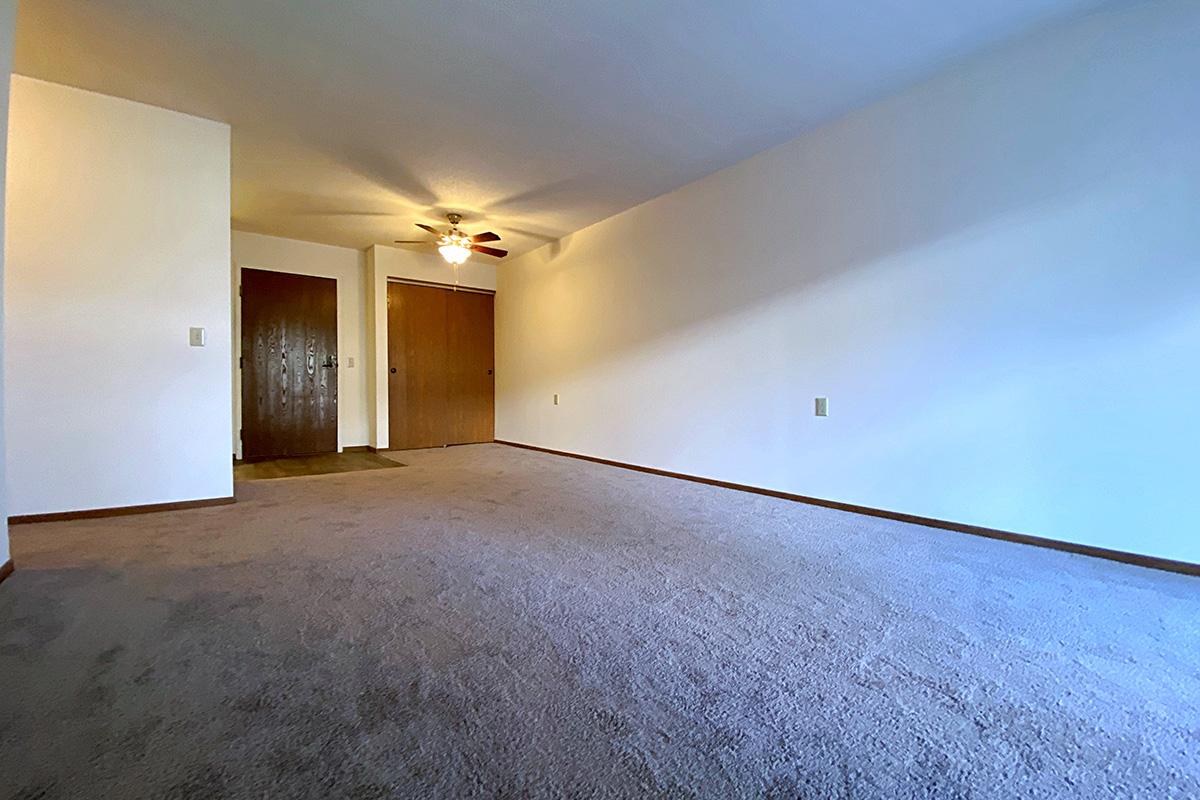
[347,357,355,368]
[553,393,560,406]
[189,327,206,347]
[815,397,829,417]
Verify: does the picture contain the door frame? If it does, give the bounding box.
[385,276,495,295]
[233,266,342,460]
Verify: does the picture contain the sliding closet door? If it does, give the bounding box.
[387,282,494,450]
[446,290,495,445]
[387,283,449,450]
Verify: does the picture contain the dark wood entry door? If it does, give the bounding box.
[387,282,494,450]
[241,268,338,459]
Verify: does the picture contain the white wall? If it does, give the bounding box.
[365,245,495,448]
[5,76,233,516]
[231,231,368,457]
[0,0,14,562]
[496,1,1200,565]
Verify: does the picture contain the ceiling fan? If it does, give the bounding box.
[395,213,508,265]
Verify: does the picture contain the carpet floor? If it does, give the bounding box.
[0,444,1196,799]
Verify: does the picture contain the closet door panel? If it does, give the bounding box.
[387,283,449,450]
[446,290,495,445]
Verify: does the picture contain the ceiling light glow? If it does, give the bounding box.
[437,234,472,265]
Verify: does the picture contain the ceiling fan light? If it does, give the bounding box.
[438,242,472,265]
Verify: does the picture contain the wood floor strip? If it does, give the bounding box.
[234,452,403,481]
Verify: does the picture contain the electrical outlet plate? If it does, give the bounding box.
[815,397,829,417]
[189,327,206,347]
[553,393,560,405]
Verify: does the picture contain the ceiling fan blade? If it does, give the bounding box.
[415,223,441,236]
[471,244,508,258]
[471,231,501,243]
[393,239,431,244]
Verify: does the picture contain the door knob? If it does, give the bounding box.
[390,367,397,374]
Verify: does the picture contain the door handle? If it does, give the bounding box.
[321,356,336,369]
[390,367,397,374]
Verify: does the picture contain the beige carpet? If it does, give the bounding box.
[1,443,1196,798]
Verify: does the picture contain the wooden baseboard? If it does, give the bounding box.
[0,559,13,586]
[9,496,235,525]
[495,440,1199,578]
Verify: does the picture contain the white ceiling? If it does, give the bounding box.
[15,0,1110,258]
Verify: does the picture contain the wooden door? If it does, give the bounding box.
[388,283,449,450]
[387,282,494,450]
[241,269,338,459]
[446,290,495,444]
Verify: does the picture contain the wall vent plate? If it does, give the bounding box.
[815,397,829,417]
